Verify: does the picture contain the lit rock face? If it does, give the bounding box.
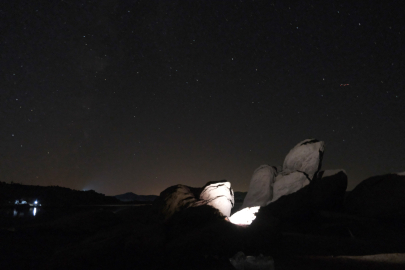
[154,181,235,221]
[270,171,310,203]
[200,181,234,217]
[269,139,324,204]
[282,138,325,180]
[241,165,279,209]
[242,139,325,208]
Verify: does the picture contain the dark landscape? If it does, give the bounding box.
[1,171,405,270]
[1,1,404,269]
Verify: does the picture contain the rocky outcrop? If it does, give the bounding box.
[282,139,325,179]
[241,139,325,208]
[241,165,278,209]
[200,181,234,217]
[153,180,234,221]
[253,169,348,223]
[345,174,405,220]
[153,184,200,221]
[271,171,310,203]
[270,139,325,203]
[311,169,348,211]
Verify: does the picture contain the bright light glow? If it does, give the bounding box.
[229,206,260,225]
[33,207,37,216]
[34,200,38,205]
[200,182,234,217]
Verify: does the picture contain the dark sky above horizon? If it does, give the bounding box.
[1,0,404,196]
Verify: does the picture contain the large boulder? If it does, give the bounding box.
[282,138,325,180]
[241,139,325,208]
[254,169,348,224]
[241,165,279,209]
[269,139,325,203]
[153,184,200,221]
[345,173,405,220]
[153,180,234,221]
[270,171,310,203]
[199,180,234,217]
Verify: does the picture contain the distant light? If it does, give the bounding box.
[33,207,37,216]
[34,200,38,205]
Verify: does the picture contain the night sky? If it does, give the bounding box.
[1,0,404,196]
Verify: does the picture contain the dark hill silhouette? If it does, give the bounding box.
[0,181,119,206]
[114,192,157,202]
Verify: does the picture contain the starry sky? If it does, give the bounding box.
[1,0,404,196]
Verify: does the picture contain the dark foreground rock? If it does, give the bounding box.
[311,169,348,211]
[254,169,348,227]
[1,201,405,270]
[2,171,405,269]
[345,174,405,220]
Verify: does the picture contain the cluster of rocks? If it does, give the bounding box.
[155,139,405,226]
[153,180,235,222]
[15,138,404,270]
[345,172,405,220]
[154,139,349,227]
[149,138,405,268]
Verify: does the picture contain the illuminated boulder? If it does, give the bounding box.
[154,180,234,221]
[282,138,324,180]
[241,139,325,209]
[199,181,234,217]
[269,138,324,203]
[241,165,279,209]
[270,171,310,203]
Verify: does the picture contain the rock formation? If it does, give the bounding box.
[199,181,234,217]
[153,184,200,221]
[311,169,348,211]
[271,171,310,202]
[153,180,235,221]
[282,139,325,180]
[253,169,348,225]
[345,173,405,220]
[271,139,324,203]
[241,139,325,209]
[241,165,279,209]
